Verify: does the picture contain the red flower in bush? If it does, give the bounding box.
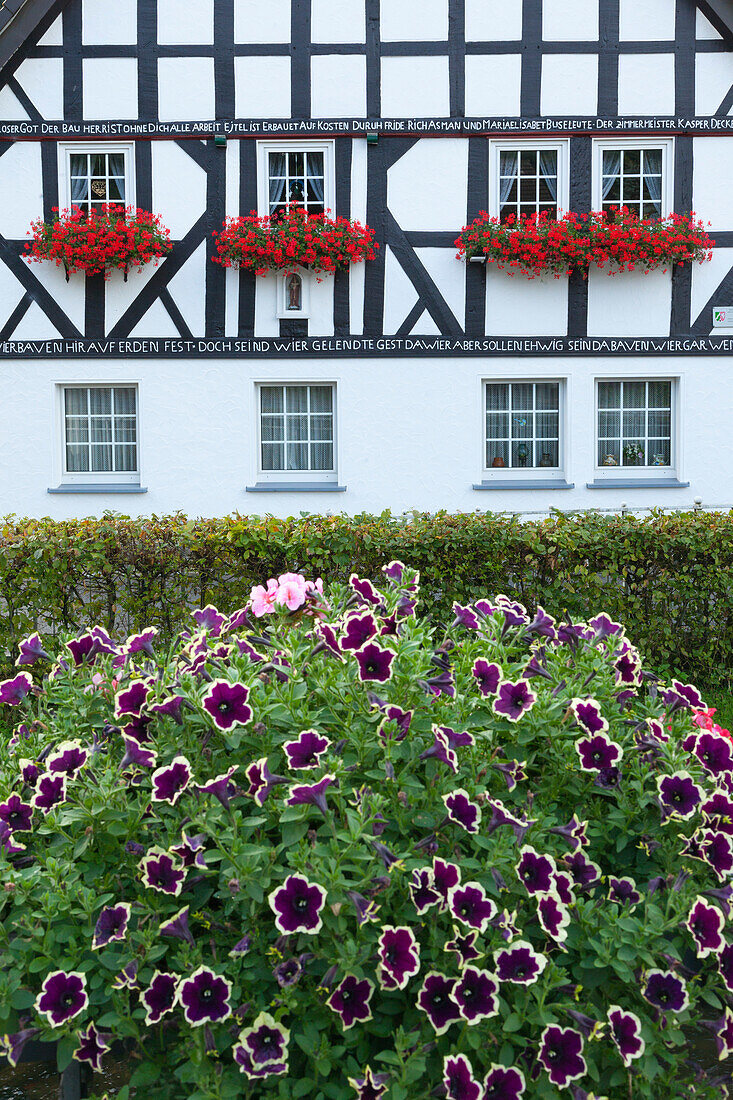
[212,206,378,276]
[26,205,172,280]
[456,207,714,279]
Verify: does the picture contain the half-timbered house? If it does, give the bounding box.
[0,0,732,516]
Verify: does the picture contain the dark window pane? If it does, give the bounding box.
[520,151,537,175]
[289,152,304,176]
[262,442,284,471]
[598,381,621,409]
[487,440,509,467]
[623,150,641,174]
[536,383,559,410]
[520,177,536,204]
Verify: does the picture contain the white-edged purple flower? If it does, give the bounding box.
[0,1028,41,1068]
[570,697,608,735]
[548,814,588,853]
[354,642,394,683]
[494,940,547,985]
[482,1063,526,1099]
[268,874,327,935]
[170,830,207,870]
[72,1023,110,1073]
[274,957,302,987]
[149,695,185,724]
[712,1007,733,1060]
[417,971,460,1035]
[31,772,67,815]
[19,759,41,786]
[695,731,733,777]
[562,850,601,890]
[340,611,378,652]
[702,829,733,880]
[202,679,252,729]
[193,606,226,636]
[409,868,440,915]
[448,882,497,933]
[244,757,287,806]
[16,633,50,667]
[657,771,704,819]
[537,892,571,944]
[195,765,238,809]
[286,774,336,817]
[608,876,640,909]
[229,934,253,958]
[377,925,420,990]
[151,755,192,805]
[607,1005,645,1067]
[234,1012,290,1076]
[120,736,157,771]
[451,965,499,1024]
[516,846,557,896]
[443,1053,482,1100]
[0,792,33,832]
[349,573,381,605]
[34,971,87,1027]
[493,679,536,722]
[327,974,375,1030]
[66,633,103,666]
[0,672,34,706]
[114,679,151,719]
[453,602,480,630]
[284,729,331,770]
[141,971,178,1025]
[553,871,576,906]
[111,960,138,990]
[383,560,406,583]
[443,789,481,834]
[472,659,502,697]
[346,890,381,926]
[687,896,725,957]
[92,903,131,950]
[538,1025,586,1088]
[642,969,689,1013]
[124,627,159,657]
[159,906,194,945]
[432,858,461,909]
[576,732,623,772]
[444,927,482,968]
[176,966,232,1027]
[139,848,185,896]
[347,1066,389,1099]
[420,727,458,773]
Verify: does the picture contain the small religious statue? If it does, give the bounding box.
[286,272,302,311]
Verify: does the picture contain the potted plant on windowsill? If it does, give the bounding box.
[212,206,378,277]
[456,208,714,279]
[26,205,173,281]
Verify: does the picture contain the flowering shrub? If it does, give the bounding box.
[1,566,733,1099]
[26,205,172,280]
[212,206,378,276]
[455,208,714,278]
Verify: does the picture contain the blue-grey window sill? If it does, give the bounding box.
[245,483,347,493]
[48,484,148,494]
[586,478,689,489]
[473,479,574,490]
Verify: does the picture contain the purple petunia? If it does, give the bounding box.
[657,771,704,819]
[494,940,547,985]
[202,679,252,730]
[195,764,239,809]
[420,727,459,774]
[234,1012,290,1078]
[31,772,67,815]
[443,1053,483,1100]
[570,697,608,735]
[451,965,499,1024]
[409,868,441,915]
[123,627,159,659]
[349,573,382,605]
[0,1028,41,1068]
[286,774,337,817]
[151,755,192,805]
[516,846,557,895]
[347,1066,390,1100]
[576,732,623,772]
[244,757,288,807]
[141,971,178,1025]
[607,1005,645,1067]
[268,874,327,935]
[340,611,378,652]
[149,694,185,725]
[35,970,88,1027]
[377,925,421,990]
[472,658,502,697]
[354,642,395,683]
[120,735,157,771]
[444,927,482,968]
[702,829,733,880]
[92,903,131,950]
[139,848,185,896]
[642,969,689,1013]
[452,602,480,630]
[0,792,33,832]
[114,679,151,719]
[284,729,331,770]
[687,896,725,957]
[694,731,733,777]
[432,858,461,909]
[416,971,461,1035]
[562,850,601,890]
[0,672,34,706]
[538,1025,586,1088]
[443,789,481,834]
[482,1063,526,1100]
[159,906,195,946]
[73,1023,110,1073]
[448,882,497,933]
[111,960,138,990]
[712,1008,733,1060]
[608,876,641,909]
[493,679,536,722]
[176,966,232,1027]
[537,892,571,944]
[274,957,302,987]
[327,974,375,1030]
[193,606,226,636]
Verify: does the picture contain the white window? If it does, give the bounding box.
[484,381,563,473]
[256,140,335,219]
[596,380,675,471]
[592,138,674,218]
[258,383,336,482]
[489,140,569,222]
[58,143,136,212]
[60,385,139,484]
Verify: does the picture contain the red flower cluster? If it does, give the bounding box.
[212,206,378,276]
[26,205,172,280]
[456,208,715,279]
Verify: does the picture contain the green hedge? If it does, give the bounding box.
[1,509,732,687]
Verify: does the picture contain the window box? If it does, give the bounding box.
[27,208,172,280]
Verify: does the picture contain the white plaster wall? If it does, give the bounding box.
[380,0,448,42]
[157,0,214,45]
[82,0,136,44]
[540,55,598,115]
[3,356,725,520]
[387,139,467,232]
[159,58,216,122]
[0,141,42,238]
[83,59,138,120]
[693,137,733,230]
[619,0,675,41]
[485,271,568,336]
[543,0,598,42]
[618,54,676,116]
[465,55,522,117]
[14,58,63,119]
[380,57,450,117]
[696,53,733,116]
[151,141,208,239]
[234,0,291,43]
[311,0,366,43]
[587,269,672,337]
[311,55,367,117]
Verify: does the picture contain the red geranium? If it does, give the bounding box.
[456,208,714,279]
[212,206,378,277]
[26,205,172,280]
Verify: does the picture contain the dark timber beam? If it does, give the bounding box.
[696,0,733,42]
[0,0,67,79]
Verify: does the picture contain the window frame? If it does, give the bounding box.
[255,381,338,485]
[488,139,570,222]
[593,376,679,479]
[56,382,141,486]
[256,139,336,220]
[57,142,136,212]
[480,377,568,483]
[591,137,674,218]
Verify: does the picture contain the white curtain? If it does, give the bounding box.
[602,151,622,198]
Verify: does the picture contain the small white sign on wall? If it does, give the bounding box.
[713,306,733,327]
